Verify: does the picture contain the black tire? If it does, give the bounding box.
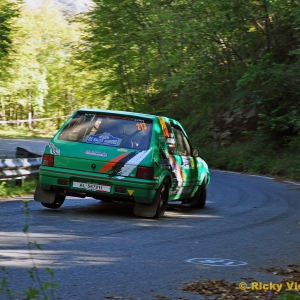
[154,178,169,218]
[41,192,66,209]
[191,179,207,209]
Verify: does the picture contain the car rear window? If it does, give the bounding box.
[58,112,152,150]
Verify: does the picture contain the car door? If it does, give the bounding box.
[168,123,198,199]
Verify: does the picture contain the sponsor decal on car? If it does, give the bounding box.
[198,158,208,170]
[100,153,129,173]
[119,148,152,176]
[101,152,138,176]
[84,150,107,157]
[182,156,195,169]
[95,114,136,121]
[49,142,60,155]
[99,149,152,177]
[197,157,208,170]
[85,132,122,147]
[158,135,166,142]
[168,154,184,186]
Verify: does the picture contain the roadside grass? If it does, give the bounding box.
[278,293,300,299]
[0,178,38,199]
[0,125,57,139]
[202,141,300,181]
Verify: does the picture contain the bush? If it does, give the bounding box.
[0,178,38,199]
[202,139,300,180]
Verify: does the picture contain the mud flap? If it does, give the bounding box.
[34,181,56,204]
[133,196,159,218]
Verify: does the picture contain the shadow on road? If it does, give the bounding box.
[35,198,220,221]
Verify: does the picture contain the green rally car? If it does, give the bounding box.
[34,109,210,218]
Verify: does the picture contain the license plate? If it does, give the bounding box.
[73,181,110,193]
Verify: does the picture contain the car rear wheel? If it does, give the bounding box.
[154,178,169,218]
[41,192,66,209]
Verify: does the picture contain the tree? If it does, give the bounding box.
[0,0,20,69]
[0,0,21,122]
[2,0,102,128]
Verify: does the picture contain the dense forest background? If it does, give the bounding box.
[1,0,300,178]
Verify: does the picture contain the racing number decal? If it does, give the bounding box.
[136,122,147,130]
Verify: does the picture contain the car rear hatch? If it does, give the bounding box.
[45,111,154,178]
[48,140,153,178]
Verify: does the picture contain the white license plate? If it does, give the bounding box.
[73,181,110,192]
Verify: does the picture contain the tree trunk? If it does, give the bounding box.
[27,89,33,130]
[1,96,6,122]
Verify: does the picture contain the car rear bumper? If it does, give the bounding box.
[38,167,159,204]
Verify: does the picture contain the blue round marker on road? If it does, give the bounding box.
[186,258,247,266]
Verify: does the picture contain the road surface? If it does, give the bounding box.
[0,170,299,299]
[0,138,50,157]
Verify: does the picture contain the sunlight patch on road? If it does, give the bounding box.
[0,250,119,268]
[0,232,78,238]
[0,231,80,248]
[134,222,192,228]
[284,180,300,186]
[165,212,222,219]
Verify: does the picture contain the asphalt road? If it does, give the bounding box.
[1,170,300,299]
[0,138,50,157]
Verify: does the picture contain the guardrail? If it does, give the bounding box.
[0,157,42,182]
[0,147,42,185]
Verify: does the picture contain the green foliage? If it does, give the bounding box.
[278,292,300,300]
[0,178,38,198]
[0,1,104,131]
[80,0,300,160]
[235,59,300,144]
[0,0,300,178]
[201,139,300,179]
[0,125,56,138]
[0,0,20,79]
[0,200,59,299]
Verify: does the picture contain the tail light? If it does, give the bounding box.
[42,154,54,166]
[136,166,154,179]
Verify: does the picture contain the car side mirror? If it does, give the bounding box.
[192,147,201,157]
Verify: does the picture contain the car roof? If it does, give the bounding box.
[76,108,188,137]
[77,108,161,120]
